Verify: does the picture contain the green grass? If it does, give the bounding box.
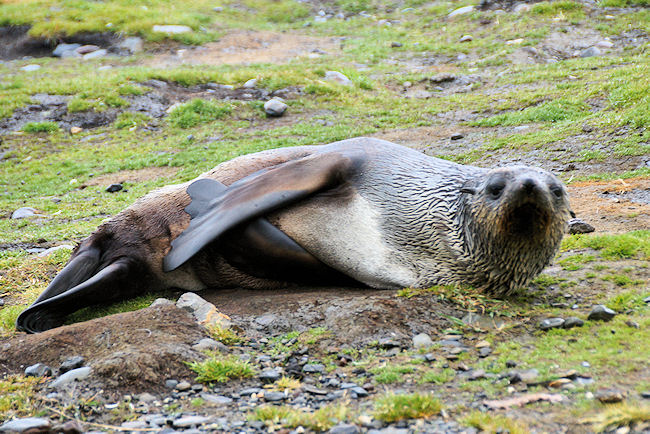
[187,354,255,383]
[249,403,350,432]
[461,411,529,434]
[584,402,650,433]
[472,98,589,127]
[114,112,152,129]
[207,325,244,345]
[22,121,60,133]
[168,99,233,128]
[419,368,455,385]
[0,376,40,420]
[373,393,442,423]
[562,231,650,260]
[370,365,415,384]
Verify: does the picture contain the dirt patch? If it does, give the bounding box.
[144,30,340,67]
[81,167,179,187]
[0,304,204,394]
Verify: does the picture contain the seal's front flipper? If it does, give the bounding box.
[163,151,363,272]
[16,257,140,333]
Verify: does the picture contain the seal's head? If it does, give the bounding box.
[461,166,573,295]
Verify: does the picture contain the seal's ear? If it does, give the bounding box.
[460,180,478,195]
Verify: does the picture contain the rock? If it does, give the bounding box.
[21,64,41,72]
[150,298,174,308]
[138,392,157,403]
[513,3,530,13]
[505,360,517,368]
[106,183,123,193]
[378,338,401,349]
[510,368,538,384]
[50,367,91,388]
[259,369,281,384]
[596,40,614,49]
[11,207,37,219]
[563,317,585,329]
[462,312,505,329]
[580,46,601,58]
[119,37,144,54]
[153,25,192,34]
[329,424,360,434]
[264,391,286,401]
[60,50,82,59]
[0,417,51,433]
[641,391,650,399]
[264,99,288,117]
[25,363,52,377]
[37,245,74,258]
[70,126,83,135]
[303,384,328,395]
[568,218,595,234]
[450,133,464,140]
[391,42,403,47]
[596,388,625,403]
[588,305,616,322]
[478,347,492,358]
[540,318,565,330]
[325,71,352,86]
[75,45,100,55]
[173,416,211,428]
[459,35,473,42]
[59,356,85,374]
[121,421,148,429]
[644,296,650,304]
[243,78,258,88]
[193,338,228,352]
[165,379,178,389]
[626,320,639,329]
[255,314,277,327]
[448,5,474,18]
[177,292,232,328]
[412,333,433,348]
[61,420,83,434]
[83,49,107,59]
[303,363,325,374]
[200,393,233,405]
[53,43,81,57]
[349,386,368,397]
[176,380,191,391]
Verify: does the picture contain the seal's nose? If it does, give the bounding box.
[522,178,537,195]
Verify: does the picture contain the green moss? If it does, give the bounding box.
[473,99,589,127]
[114,112,152,129]
[370,365,414,384]
[0,376,40,420]
[22,121,59,133]
[188,354,256,383]
[562,231,650,260]
[249,403,350,431]
[168,98,233,128]
[461,411,529,434]
[373,393,442,422]
[419,368,455,385]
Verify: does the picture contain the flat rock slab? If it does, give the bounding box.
[0,305,204,393]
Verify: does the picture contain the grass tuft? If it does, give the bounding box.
[584,402,650,433]
[168,98,233,128]
[207,324,244,345]
[561,231,650,260]
[22,121,59,133]
[461,410,529,434]
[188,353,255,383]
[0,376,40,420]
[373,393,442,422]
[250,403,350,432]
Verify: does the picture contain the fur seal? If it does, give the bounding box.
[17,138,573,333]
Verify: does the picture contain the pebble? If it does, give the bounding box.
[199,393,232,405]
[513,3,531,13]
[137,392,157,403]
[192,338,228,352]
[580,46,601,58]
[61,420,83,433]
[596,40,614,49]
[391,42,402,48]
[540,318,565,330]
[173,415,211,428]
[11,207,37,219]
[83,49,108,59]
[448,5,474,18]
[59,356,85,374]
[177,292,231,328]
[37,245,74,258]
[176,380,192,391]
[568,218,595,234]
[478,347,492,358]
[121,420,149,429]
[153,25,192,34]
[53,43,81,57]
[259,368,281,383]
[303,363,325,374]
[329,424,361,434]
[118,37,144,53]
[450,133,464,140]
[595,388,625,403]
[563,317,585,329]
[25,363,52,377]
[349,386,368,397]
[243,78,258,88]
[21,64,41,72]
[510,368,538,384]
[106,183,123,193]
[588,305,616,322]
[459,35,473,42]
[264,98,288,117]
[412,333,433,348]
[50,366,92,388]
[263,391,286,401]
[303,384,328,395]
[76,45,100,55]
[641,391,650,399]
[325,71,352,86]
[150,298,174,308]
[165,379,178,389]
[0,417,52,432]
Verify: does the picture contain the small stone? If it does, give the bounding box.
[303,363,325,374]
[200,393,233,405]
[549,378,572,388]
[391,42,402,48]
[165,379,178,389]
[75,45,100,55]
[150,298,174,308]
[563,317,585,329]
[138,392,157,403]
[83,49,107,59]
[259,369,281,383]
[588,305,616,322]
[412,333,433,348]
[329,423,360,434]
[153,25,192,34]
[25,363,52,377]
[596,40,614,49]
[50,366,91,388]
[580,46,601,58]
[325,71,352,86]
[121,421,148,429]
[177,292,232,328]
[176,380,191,391]
[21,64,41,72]
[264,99,288,117]
[37,245,73,258]
[264,391,286,401]
[60,50,82,58]
[641,391,650,399]
[540,318,565,330]
[596,388,625,403]
[59,356,85,374]
[11,207,37,219]
[193,338,228,352]
[644,296,650,304]
[0,417,51,432]
[626,320,639,329]
[450,133,464,140]
[349,386,368,397]
[478,347,492,358]
[510,368,538,384]
[459,35,473,42]
[61,420,83,434]
[118,37,144,54]
[582,361,591,368]
[186,134,194,141]
[69,126,83,135]
[173,415,211,428]
[448,5,474,17]
[303,384,328,395]
[243,78,257,88]
[53,43,81,57]
[106,183,123,193]
[568,218,595,234]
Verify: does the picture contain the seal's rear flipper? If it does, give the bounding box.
[163,151,363,272]
[16,257,138,333]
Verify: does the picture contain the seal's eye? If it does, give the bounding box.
[486,180,506,199]
[550,185,563,198]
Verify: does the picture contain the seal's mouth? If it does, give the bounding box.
[503,201,552,237]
